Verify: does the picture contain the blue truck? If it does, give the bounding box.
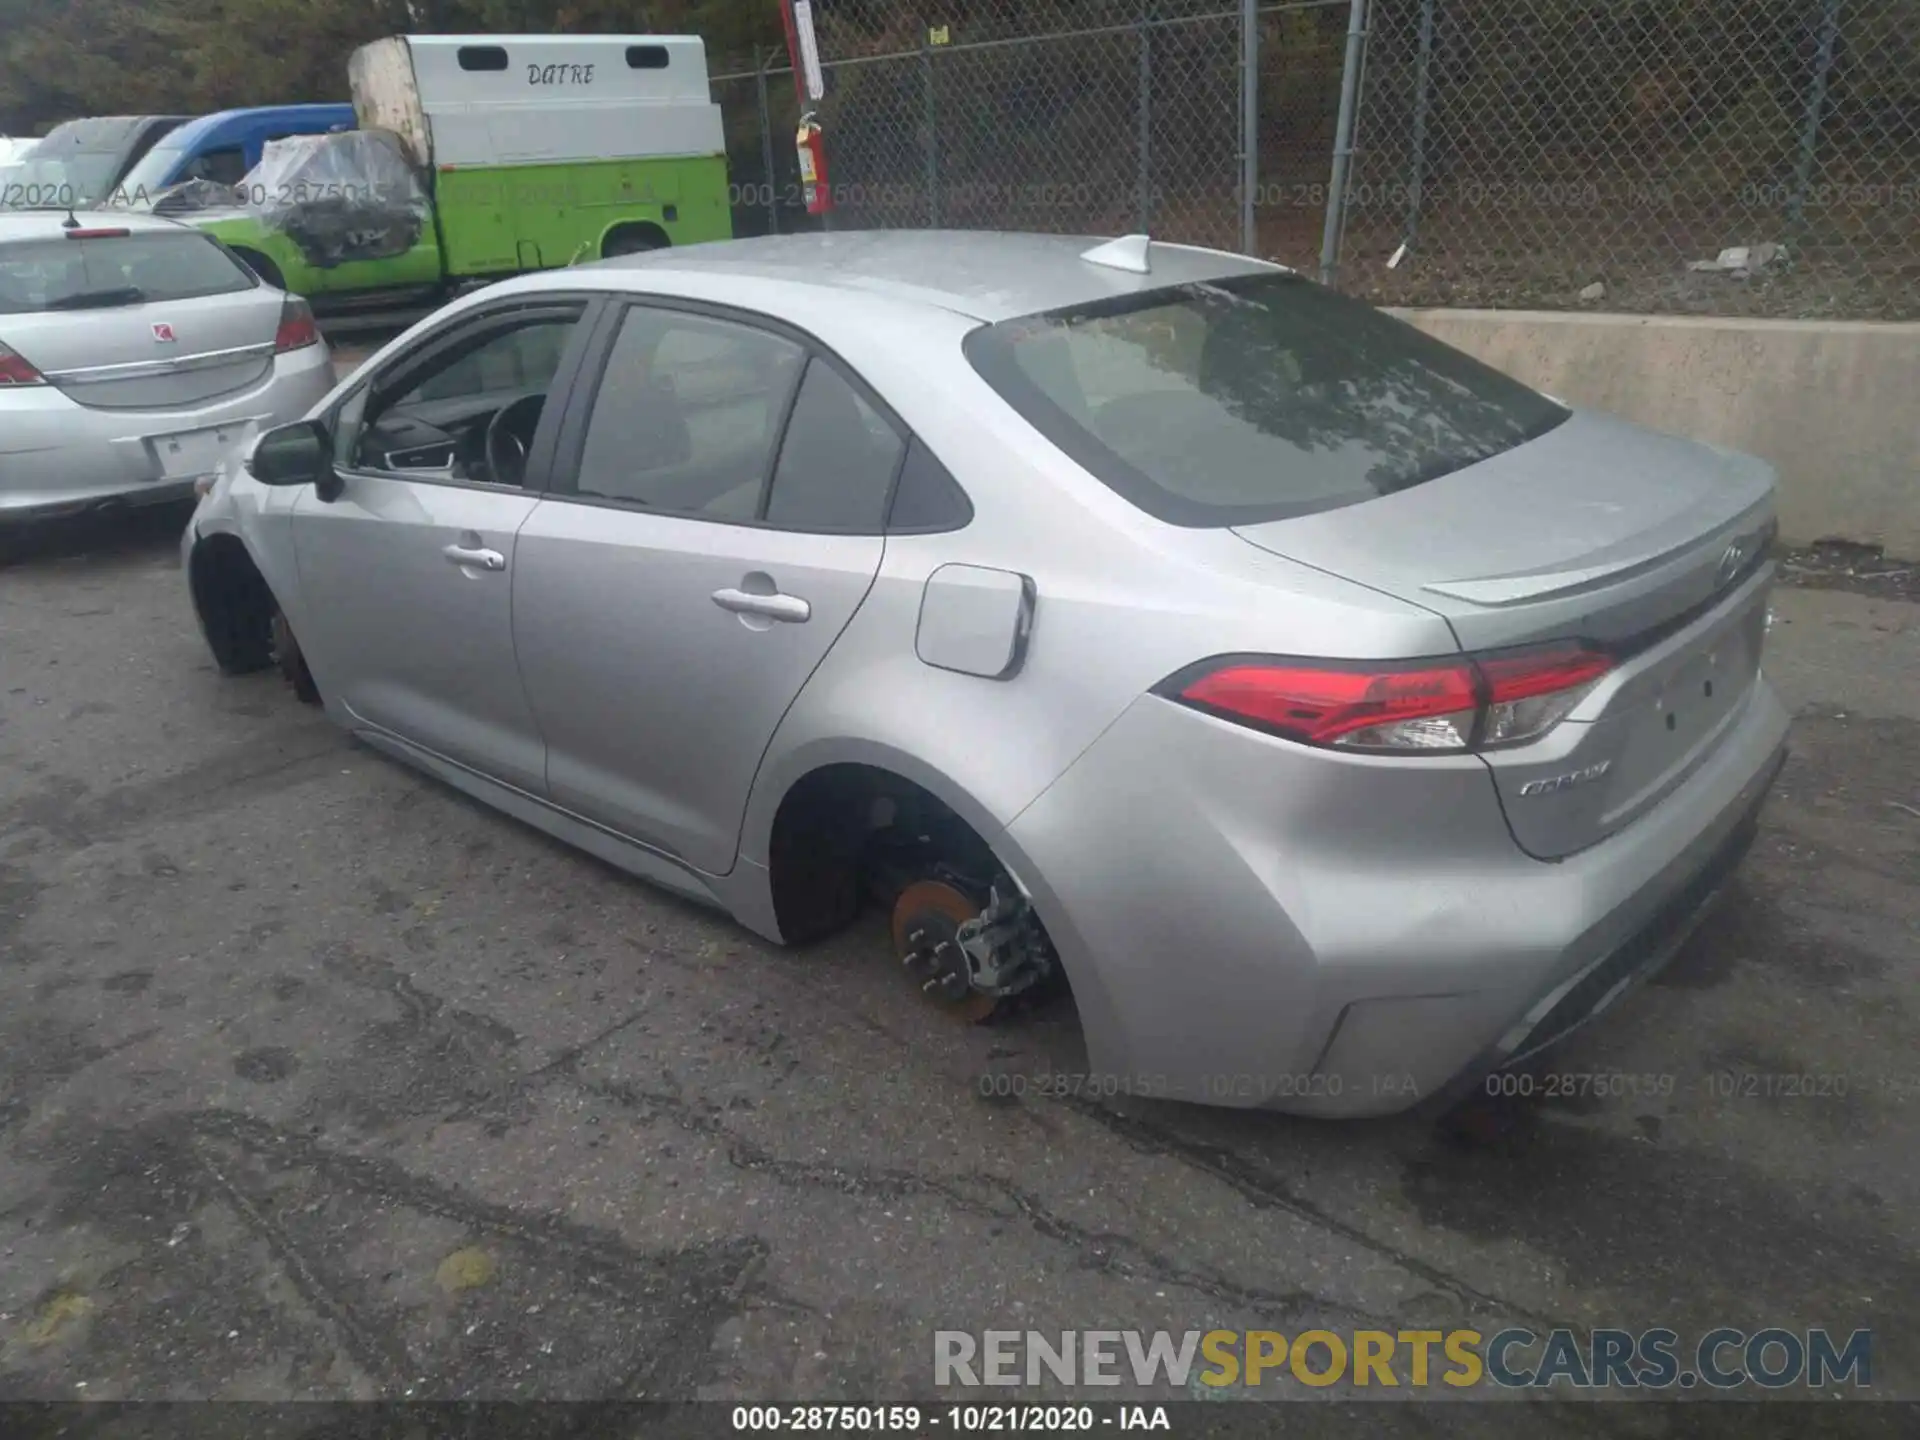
[116,104,357,199]
[1,106,356,210]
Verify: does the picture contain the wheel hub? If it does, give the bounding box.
[891,879,999,1023]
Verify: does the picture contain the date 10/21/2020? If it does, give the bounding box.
[730,1406,1171,1432]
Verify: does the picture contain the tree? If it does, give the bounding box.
[0,0,783,134]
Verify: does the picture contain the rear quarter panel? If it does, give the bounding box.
[712,284,1456,865]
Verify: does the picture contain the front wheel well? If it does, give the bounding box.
[189,535,320,702]
[189,533,276,675]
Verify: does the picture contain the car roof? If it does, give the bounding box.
[573,230,1287,323]
[159,105,355,148]
[0,209,189,241]
[31,116,191,152]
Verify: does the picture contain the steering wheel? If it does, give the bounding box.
[484,393,546,486]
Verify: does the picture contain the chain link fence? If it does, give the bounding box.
[713,0,1919,320]
[1341,0,1920,318]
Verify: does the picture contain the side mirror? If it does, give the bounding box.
[245,420,334,493]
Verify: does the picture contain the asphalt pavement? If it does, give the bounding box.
[0,502,1916,1425]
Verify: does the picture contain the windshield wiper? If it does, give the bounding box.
[45,285,146,310]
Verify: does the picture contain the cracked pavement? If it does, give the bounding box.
[1,506,1916,1425]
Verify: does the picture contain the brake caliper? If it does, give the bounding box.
[955,882,1054,999]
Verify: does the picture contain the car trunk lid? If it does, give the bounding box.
[1232,408,1779,858]
[0,227,280,409]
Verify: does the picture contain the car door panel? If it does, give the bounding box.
[292,479,547,792]
[286,299,597,796]
[507,301,905,876]
[512,506,883,873]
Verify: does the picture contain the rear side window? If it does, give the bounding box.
[964,273,1569,527]
[887,439,973,532]
[763,359,905,532]
[0,230,254,314]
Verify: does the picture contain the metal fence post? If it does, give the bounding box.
[1240,0,1259,253]
[1319,0,1370,285]
[1137,11,1153,232]
[1404,0,1437,247]
[1789,0,1843,228]
[923,37,940,228]
[754,50,778,237]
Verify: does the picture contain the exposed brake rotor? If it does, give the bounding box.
[891,879,1001,1024]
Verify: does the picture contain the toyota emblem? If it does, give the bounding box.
[151,322,175,343]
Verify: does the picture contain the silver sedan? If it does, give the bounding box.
[0,209,333,523]
[182,230,1789,1115]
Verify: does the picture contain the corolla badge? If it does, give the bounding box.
[1518,760,1612,798]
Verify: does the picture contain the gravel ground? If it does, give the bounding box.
[1777,541,1920,606]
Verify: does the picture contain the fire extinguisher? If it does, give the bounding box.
[796,111,832,218]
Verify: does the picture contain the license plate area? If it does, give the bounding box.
[1601,606,1764,825]
[1652,625,1754,738]
[147,424,245,481]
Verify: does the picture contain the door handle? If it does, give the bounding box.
[712,587,810,623]
[443,543,505,572]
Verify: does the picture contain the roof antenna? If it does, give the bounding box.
[1080,234,1151,274]
[61,206,80,230]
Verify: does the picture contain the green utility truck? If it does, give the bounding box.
[170,35,732,309]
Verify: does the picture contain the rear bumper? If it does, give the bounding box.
[1425,740,1784,1112]
[1003,673,1791,1116]
[0,344,332,523]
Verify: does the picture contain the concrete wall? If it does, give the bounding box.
[1391,308,1920,558]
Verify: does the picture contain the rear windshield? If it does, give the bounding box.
[0,230,254,314]
[964,273,1569,527]
[0,152,127,209]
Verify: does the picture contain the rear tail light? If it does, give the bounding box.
[0,340,45,385]
[274,296,320,353]
[1162,641,1613,755]
[1475,644,1614,746]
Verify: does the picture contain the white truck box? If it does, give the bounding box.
[348,35,725,171]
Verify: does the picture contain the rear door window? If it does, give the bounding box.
[570,306,807,518]
[964,273,1569,527]
[0,230,254,313]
